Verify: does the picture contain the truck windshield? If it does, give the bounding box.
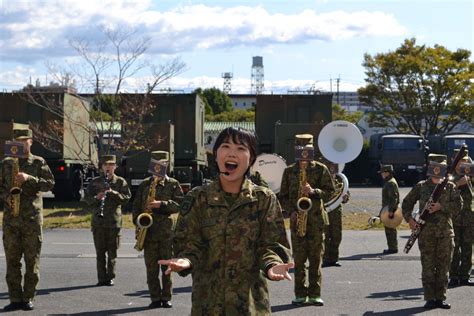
[446,138,474,153]
[383,138,422,150]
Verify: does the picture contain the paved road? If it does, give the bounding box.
[1,229,473,315]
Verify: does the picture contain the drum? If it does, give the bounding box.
[251,153,287,193]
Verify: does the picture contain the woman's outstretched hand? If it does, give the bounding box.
[158,258,191,275]
[267,262,294,281]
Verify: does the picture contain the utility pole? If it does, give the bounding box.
[336,76,340,104]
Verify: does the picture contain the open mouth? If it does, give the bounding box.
[225,162,238,172]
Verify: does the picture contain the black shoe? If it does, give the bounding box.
[22,301,34,311]
[459,279,474,286]
[382,249,398,254]
[322,260,330,267]
[423,300,436,309]
[148,301,162,309]
[3,302,23,311]
[161,300,172,308]
[96,281,107,286]
[106,279,114,286]
[435,300,451,309]
[330,261,341,267]
[448,279,459,287]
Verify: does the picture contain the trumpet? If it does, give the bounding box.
[134,176,158,251]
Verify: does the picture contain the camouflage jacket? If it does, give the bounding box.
[382,176,400,213]
[84,174,131,228]
[278,160,335,230]
[132,176,183,240]
[174,178,291,315]
[402,179,462,237]
[0,154,55,226]
[452,175,473,227]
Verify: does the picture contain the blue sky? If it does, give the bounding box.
[0,0,472,93]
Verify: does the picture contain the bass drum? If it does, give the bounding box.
[251,153,287,193]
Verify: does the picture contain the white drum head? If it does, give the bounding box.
[251,153,287,193]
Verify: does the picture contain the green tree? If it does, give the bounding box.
[206,109,255,122]
[332,103,363,123]
[358,38,473,137]
[197,87,232,114]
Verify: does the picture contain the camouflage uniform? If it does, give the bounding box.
[382,175,400,251]
[323,174,345,264]
[402,179,462,302]
[279,160,335,299]
[132,175,183,304]
[174,178,291,315]
[84,173,131,284]
[0,153,54,304]
[449,174,473,283]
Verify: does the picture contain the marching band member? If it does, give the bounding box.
[279,134,335,306]
[84,155,131,287]
[0,128,54,311]
[402,154,462,309]
[133,151,183,309]
[379,165,400,254]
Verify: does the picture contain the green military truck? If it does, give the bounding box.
[368,133,428,185]
[255,94,333,164]
[118,93,206,194]
[0,92,99,200]
[427,133,474,162]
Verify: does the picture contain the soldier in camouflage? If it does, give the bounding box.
[160,127,293,315]
[279,134,336,306]
[380,165,400,254]
[322,161,349,267]
[84,155,131,287]
[0,128,55,311]
[449,149,473,286]
[132,151,183,309]
[402,154,462,309]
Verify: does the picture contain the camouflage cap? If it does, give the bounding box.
[101,155,116,164]
[151,150,169,162]
[378,164,394,173]
[428,153,447,164]
[295,134,313,147]
[13,128,33,140]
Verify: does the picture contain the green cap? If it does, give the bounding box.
[295,134,314,147]
[151,151,169,162]
[428,153,447,164]
[101,155,116,164]
[379,164,394,173]
[13,128,33,140]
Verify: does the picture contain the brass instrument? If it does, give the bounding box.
[10,157,21,217]
[324,172,349,212]
[134,176,159,251]
[295,163,312,238]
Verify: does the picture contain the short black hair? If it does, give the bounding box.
[213,127,257,167]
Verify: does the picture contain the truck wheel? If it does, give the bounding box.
[72,170,84,201]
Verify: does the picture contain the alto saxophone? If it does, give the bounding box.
[295,163,312,237]
[9,157,22,217]
[134,176,159,251]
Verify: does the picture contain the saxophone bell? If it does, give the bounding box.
[137,212,153,229]
[296,196,312,212]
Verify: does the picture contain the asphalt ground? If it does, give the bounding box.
[1,187,473,315]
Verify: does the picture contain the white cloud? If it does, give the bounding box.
[0,1,407,61]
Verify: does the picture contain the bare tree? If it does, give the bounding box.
[22,25,186,162]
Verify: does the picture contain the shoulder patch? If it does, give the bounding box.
[180,195,195,216]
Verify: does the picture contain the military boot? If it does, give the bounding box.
[291,297,307,305]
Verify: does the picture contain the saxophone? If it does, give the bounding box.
[295,163,312,237]
[134,176,159,251]
[9,158,21,217]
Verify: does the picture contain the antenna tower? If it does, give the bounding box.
[251,56,264,94]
